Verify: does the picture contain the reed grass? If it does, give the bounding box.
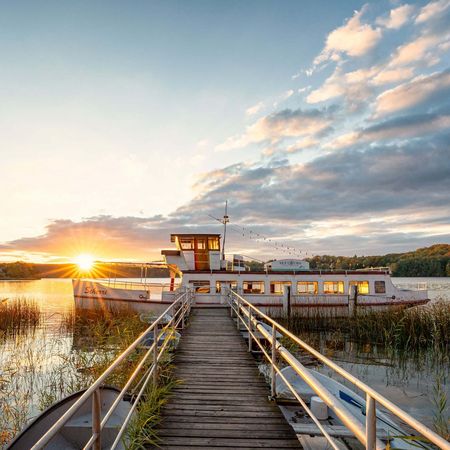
[284,301,450,352]
[0,297,40,334]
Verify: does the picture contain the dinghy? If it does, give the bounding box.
[276,367,431,449]
[7,386,133,450]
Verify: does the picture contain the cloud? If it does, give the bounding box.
[376,4,415,29]
[216,107,334,151]
[246,101,265,116]
[388,34,442,67]
[314,6,382,66]
[374,69,450,116]
[327,108,450,148]
[415,0,450,24]
[307,67,377,111]
[3,134,450,259]
[371,67,415,85]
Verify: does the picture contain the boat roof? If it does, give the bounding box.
[182,269,389,275]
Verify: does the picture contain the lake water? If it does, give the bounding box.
[0,277,448,439]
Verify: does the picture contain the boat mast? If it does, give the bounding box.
[221,200,229,261]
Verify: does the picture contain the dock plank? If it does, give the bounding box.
[150,307,301,449]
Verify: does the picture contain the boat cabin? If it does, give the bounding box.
[161,234,222,272]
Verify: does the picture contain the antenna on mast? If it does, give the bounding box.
[221,200,229,261]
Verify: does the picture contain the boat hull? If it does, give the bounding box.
[7,387,132,450]
[72,279,170,314]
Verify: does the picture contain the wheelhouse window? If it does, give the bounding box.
[190,280,210,293]
[270,281,292,295]
[215,281,238,293]
[297,281,318,294]
[323,281,344,294]
[196,239,206,250]
[374,280,386,294]
[243,281,265,294]
[349,281,369,294]
[208,237,220,250]
[179,238,194,250]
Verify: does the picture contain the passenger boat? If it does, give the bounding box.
[73,229,429,317]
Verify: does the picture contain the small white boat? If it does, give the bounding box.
[7,387,133,450]
[276,367,431,449]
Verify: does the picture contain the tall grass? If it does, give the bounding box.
[0,297,40,334]
[285,301,450,353]
[0,308,149,447]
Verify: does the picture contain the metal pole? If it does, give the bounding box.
[271,325,277,398]
[366,394,376,450]
[92,388,101,450]
[236,298,241,330]
[248,310,252,352]
[153,323,159,385]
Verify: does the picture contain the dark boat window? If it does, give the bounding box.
[180,238,194,250]
[375,281,386,294]
[270,281,291,295]
[208,237,220,250]
[190,280,210,293]
[323,281,344,294]
[216,281,238,293]
[243,281,265,294]
[349,281,369,294]
[297,281,318,294]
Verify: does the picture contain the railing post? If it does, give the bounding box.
[271,325,277,398]
[236,298,241,330]
[248,310,252,352]
[366,394,376,450]
[92,388,101,450]
[230,294,234,317]
[153,322,159,385]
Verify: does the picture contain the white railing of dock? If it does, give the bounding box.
[227,289,450,450]
[30,289,194,450]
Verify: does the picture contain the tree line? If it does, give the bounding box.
[305,244,450,277]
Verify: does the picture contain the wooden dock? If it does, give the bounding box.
[153,307,301,449]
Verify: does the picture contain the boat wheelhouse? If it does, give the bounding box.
[73,231,429,316]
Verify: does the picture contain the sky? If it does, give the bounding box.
[0,0,450,263]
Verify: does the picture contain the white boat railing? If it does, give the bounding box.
[86,278,181,292]
[30,289,194,450]
[227,289,450,450]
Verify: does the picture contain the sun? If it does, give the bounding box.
[75,254,95,271]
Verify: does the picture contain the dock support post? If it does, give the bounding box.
[366,394,376,450]
[271,326,277,398]
[92,388,101,450]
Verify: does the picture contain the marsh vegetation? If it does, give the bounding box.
[0,301,177,448]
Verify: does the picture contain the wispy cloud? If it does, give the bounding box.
[313,6,382,67]
[376,4,415,29]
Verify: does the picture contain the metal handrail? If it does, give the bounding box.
[228,290,450,450]
[31,290,194,450]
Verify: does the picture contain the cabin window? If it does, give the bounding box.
[216,281,238,293]
[323,281,344,294]
[208,237,220,250]
[180,238,194,250]
[243,281,265,294]
[297,281,318,294]
[190,280,210,293]
[270,281,292,295]
[349,281,369,294]
[374,281,386,294]
[197,239,206,250]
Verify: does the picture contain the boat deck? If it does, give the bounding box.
[152,307,301,449]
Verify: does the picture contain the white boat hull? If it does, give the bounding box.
[72,279,171,314]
